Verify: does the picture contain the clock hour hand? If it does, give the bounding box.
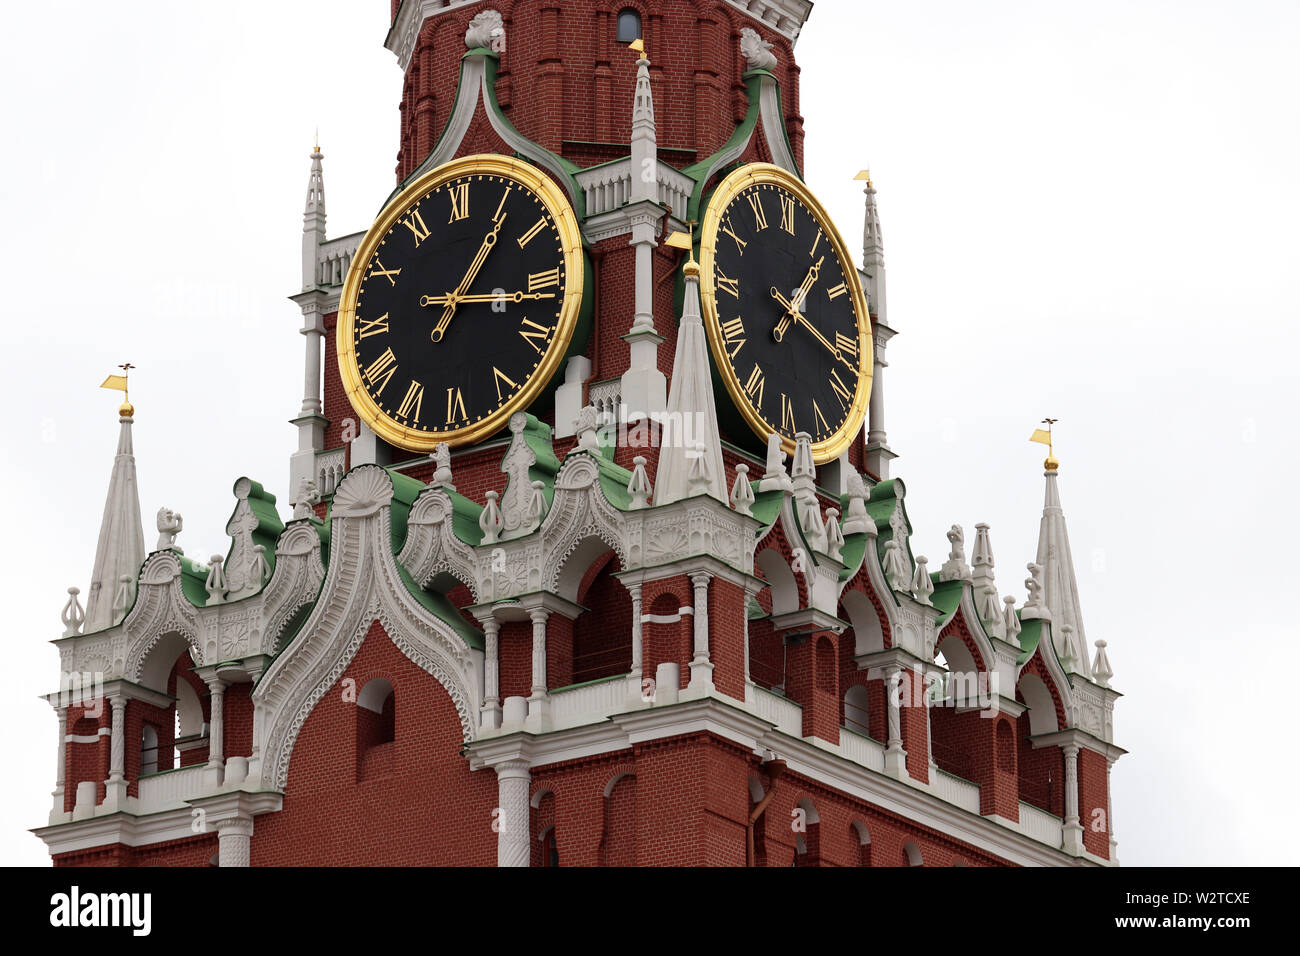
[429,213,507,342]
[420,291,557,307]
[772,256,824,342]
[770,286,850,368]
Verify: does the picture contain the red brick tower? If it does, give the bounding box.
[38,1,1123,867]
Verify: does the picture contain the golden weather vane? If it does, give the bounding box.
[101,363,135,417]
[664,220,699,273]
[1029,417,1059,470]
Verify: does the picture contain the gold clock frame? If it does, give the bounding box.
[698,163,873,465]
[337,154,585,452]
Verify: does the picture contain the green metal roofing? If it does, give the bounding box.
[1016,617,1042,666]
[930,578,964,627]
[397,562,484,651]
[836,531,870,583]
[225,477,285,583]
[177,554,210,607]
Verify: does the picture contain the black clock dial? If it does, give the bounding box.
[343,165,579,447]
[707,179,868,451]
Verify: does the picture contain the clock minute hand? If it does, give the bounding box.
[430,213,507,342]
[420,291,556,307]
[770,286,849,368]
[772,256,824,342]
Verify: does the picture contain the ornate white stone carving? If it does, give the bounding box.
[910,556,934,606]
[842,471,872,536]
[155,508,183,552]
[465,8,503,51]
[432,442,454,488]
[740,27,779,71]
[480,491,504,545]
[1092,639,1113,688]
[939,524,971,582]
[882,539,910,593]
[758,433,792,492]
[628,456,652,510]
[293,479,320,520]
[61,587,85,637]
[730,464,755,517]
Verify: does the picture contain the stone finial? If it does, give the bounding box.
[575,404,601,452]
[251,545,272,588]
[1021,561,1050,620]
[1092,639,1113,688]
[825,508,845,562]
[480,491,504,545]
[1003,595,1021,645]
[758,433,792,492]
[205,555,228,606]
[740,27,778,71]
[882,538,910,592]
[465,9,504,51]
[939,524,971,582]
[432,442,455,489]
[524,480,547,533]
[790,432,816,484]
[842,470,872,536]
[112,574,133,624]
[627,456,652,509]
[499,413,538,538]
[730,464,755,516]
[61,587,85,637]
[155,507,183,553]
[293,478,320,520]
[971,522,996,588]
[981,586,1005,639]
[1059,624,1077,672]
[687,444,712,496]
[911,556,934,606]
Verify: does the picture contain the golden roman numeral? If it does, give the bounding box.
[744,364,765,408]
[517,218,548,249]
[780,393,796,432]
[519,317,551,353]
[358,313,390,339]
[779,195,796,235]
[492,366,518,403]
[810,231,823,257]
[401,208,431,247]
[721,216,748,255]
[717,268,739,299]
[369,258,400,286]
[829,368,853,410]
[445,386,467,424]
[826,282,848,301]
[812,399,830,434]
[397,380,424,422]
[528,267,561,292]
[448,183,469,222]
[721,316,746,360]
[363,348,397,396]
[493,186,512,223]
[835,330,858,359]
[746,193,768,231]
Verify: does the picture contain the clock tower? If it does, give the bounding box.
[39,1,1124,868]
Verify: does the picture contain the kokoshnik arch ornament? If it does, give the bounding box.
[338,154,586,452]
[698,163,872,464]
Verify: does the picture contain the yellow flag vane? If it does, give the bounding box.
[665,220,699,273]
[1029,417,1058,470]
[101,363,135,417]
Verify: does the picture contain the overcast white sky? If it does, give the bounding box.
[1,0,1295,866]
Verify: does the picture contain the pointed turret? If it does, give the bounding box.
[84,390,145,633]
[858,170,896,478]
[301,144,326,291]
[654,259,727,505]
[629,51,656,206]
[1034,460,1093,671]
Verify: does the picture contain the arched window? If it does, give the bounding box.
[140,725,159,776]
[903,841,924,867]
[542,827,559,867]
[616,8,641,44]
[356,678,395,780]
[843,684,871,736]
[851,820,872,866]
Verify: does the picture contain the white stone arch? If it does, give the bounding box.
[1017,672,1062,736]
[398,488,480,600]
[936,633,981,705]
[123,551,203,685]
[552,534,620,604]
[903,841,924,866]
[175,676,203,738]
[795,796,820,825]
[253,466,482,792]
[135,632,199,695]
[843,684,871,735]
[602,770,636,798]
[841,588,885,655]
[851,819,871,847]
[357,677,394,714]
[258,521,326,658]
[756,549,799,616]
[541,458,627,596]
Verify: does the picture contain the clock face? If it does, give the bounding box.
[699,164,872,464]
[337,155,584,451]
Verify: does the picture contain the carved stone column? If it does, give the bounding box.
[217,817,254,867]
[1062,743,1084,855]
[1107,757,1119,861]
[688,571,714,692]
[103,694,128,809]
[481,618,502,731]
[883,664,907,779]
[627,583,644,701]
[495,758,531,867]
[206,678,226,787]
[527,608,549,726]
[51,706,67,822]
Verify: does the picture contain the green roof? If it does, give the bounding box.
[931,578,964,627]
[397,562,484,651]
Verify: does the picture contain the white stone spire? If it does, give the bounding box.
[301,144,326,291]
[654,263,727,505]
[84,409,145,633]
[620,51,667,423]
[859,170,896,479]
[1035,463,1092,671]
